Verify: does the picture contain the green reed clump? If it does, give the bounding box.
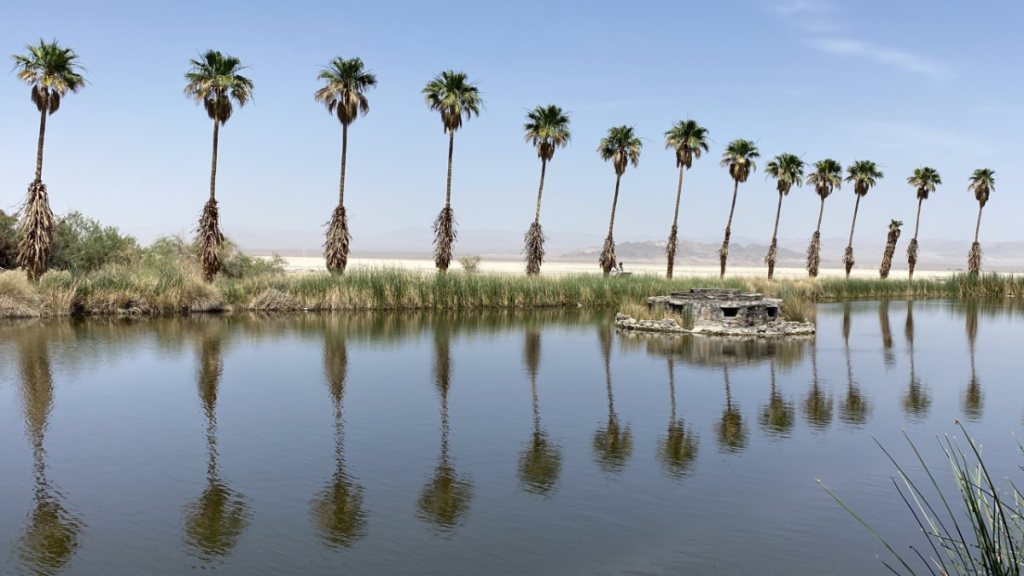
[821,423,1024,575]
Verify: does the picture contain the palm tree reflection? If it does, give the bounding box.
[716,366,748,453]
[879,300,895,366]
[803,341,833,431]
[15,329,83,575]
[311,320,367,548]
[759,360,795,438]
[518,329,562,495]
[901,302,931,419]
[839,303,870,426]
[962,302,983,421]
[658,358,698,478]
[593,327,633,472]
[416,322,473,531]
[183,325,251,561]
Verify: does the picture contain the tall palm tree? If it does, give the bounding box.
[805,159,843,278]
[905,167,941,279]
[842,160,884,279]
[597,126,643,275]
[658,357,698,478]
[522,105,571,275]
[967,168,995,274]
[11,40,86,281]
[663,120,710,279]
[718,139,760,278]
[184,50,254,282]
[315,57,377,274]
[518,329,562,494]
[879,219,902,279]
[763,153,805,280]
[423,71,483,272]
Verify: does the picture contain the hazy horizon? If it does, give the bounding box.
[2,0,1021,258]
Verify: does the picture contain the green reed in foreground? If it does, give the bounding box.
[821,423,1024,575]
[1,261,1022,317]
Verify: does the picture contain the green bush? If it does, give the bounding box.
[51,211,140,274]
[141,234,285,279]
[0,209,17,270]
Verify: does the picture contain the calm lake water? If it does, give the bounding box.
[1,301,1022,575]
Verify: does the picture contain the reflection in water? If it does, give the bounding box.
[879,300,895,366]
[15,329,83,575]
[310,321,368,548]
[518,330,562,495]
[962,302,983,421]
[183,326,252,561]
[715,366,748,453]
[803,343,834,431]
[901,302,931,419]
[759,360,795,438]
[416,323,473,531]
[593,327,633,472]
[839,304,870,426]
[658,358,698,478]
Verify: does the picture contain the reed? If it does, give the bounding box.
[1,264,1022,318]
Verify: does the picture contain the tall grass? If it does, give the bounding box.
[1,263,1022,318]
[821,422,1024,575]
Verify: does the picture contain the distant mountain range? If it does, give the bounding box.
[558,240,803,267]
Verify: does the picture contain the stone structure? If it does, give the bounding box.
[615,288,815,337]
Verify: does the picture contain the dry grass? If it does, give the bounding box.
[0,271,41,318]
[324,204,351,274]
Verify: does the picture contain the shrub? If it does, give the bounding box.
[50,211,140,274]
[0,209,18,270]
[458,255,482,273]
[142,234,286,279]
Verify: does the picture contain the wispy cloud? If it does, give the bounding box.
[768,1,953,80]
[808,38,954,80]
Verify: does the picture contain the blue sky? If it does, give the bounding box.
[1,0,1020,254]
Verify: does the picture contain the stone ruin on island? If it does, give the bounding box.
[615,288,815,337]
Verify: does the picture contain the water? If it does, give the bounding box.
[1,301,1022,575]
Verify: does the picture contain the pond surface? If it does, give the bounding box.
[1,301,1023,575]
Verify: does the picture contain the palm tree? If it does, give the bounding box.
[763,153,805,280]
[422,71,483,272]
[518,329,562,494]
[11,40,86,281]
[522,106,572,275]
[658,357,699,478]
[805,159,842,278]
[842,160,884,279]
[839,304,870,426]
[184,50,254,282]
[879,300,895,366]
[962,302,983,420]
[597,126,643,275]
[967,168,996,274]
[315,57,377,274]
[663,120,710,279]
[905,167,941,279]
[718,139,760,278]
[879,220,902,279]
[759,361,795,437]
[716,366,748,452]
[902,301,931,419]
[803,342,833,431]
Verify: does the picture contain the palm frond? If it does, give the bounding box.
[664,119,710,169]
[968,169,995,208]
[184,50,254,125]
[807,159,843,200]
[11,39,87,114]
[16,180,55,281]
[764,153,805,195]
[324,205,352,274]
[423,70,483,133]
[523,221,546,275]
[197,198,225,282]
[907,167,942,201]
[720,139,760,183]
[845,160,884,197]
[598,126,643,175]
[315,57,377,126]
[524,105,571,161]
[432,206,457,272]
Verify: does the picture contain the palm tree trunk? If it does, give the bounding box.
[968,204,984,274]
[209,119,219,201]
[534,158,547,223]
[666,165,685,279]
[599,174,622,274]
[525,158,548,275]
[719,180,739,279]
[806,197,825,278]
[908,199,923,279]
[766,191,783,280]
[35,97,48,181]
[339,123,348,205]
[326,124,352,274]
[843,195,861,279]
[668,359,676,422]
[445,131,454,207]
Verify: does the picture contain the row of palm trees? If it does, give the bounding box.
[8,40,998,283]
